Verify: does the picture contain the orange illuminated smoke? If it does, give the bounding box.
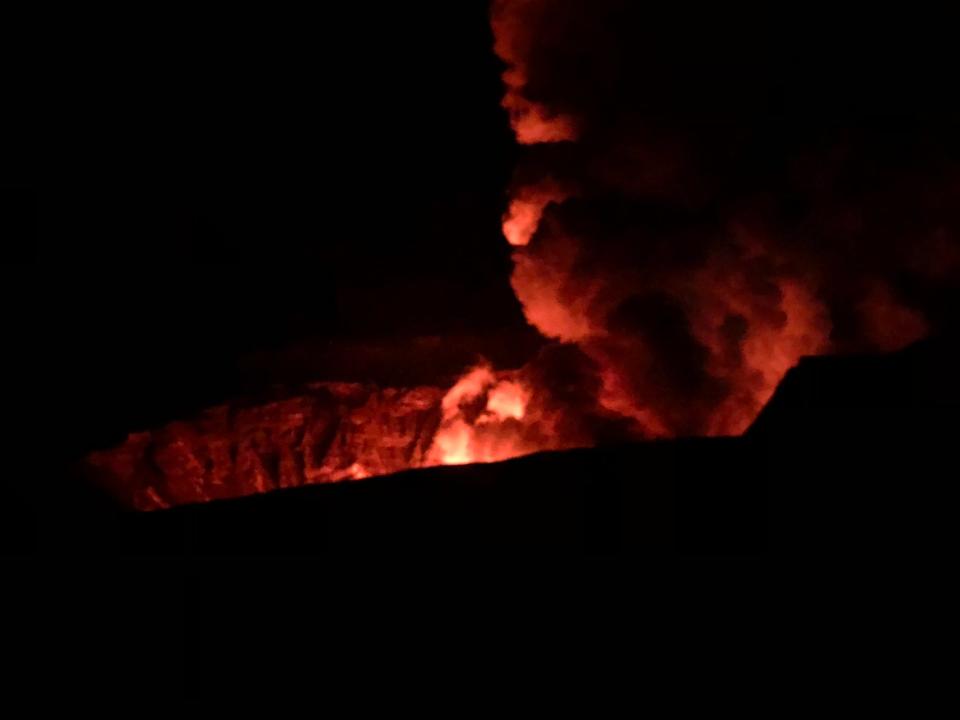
[87,1,943,511]
[501,180,572,247]
[491,0,578,145]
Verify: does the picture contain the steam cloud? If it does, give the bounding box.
[481,0,959,440]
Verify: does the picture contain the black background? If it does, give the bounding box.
[3,2,958,698]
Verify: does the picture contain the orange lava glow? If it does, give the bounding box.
[426,363,537,466]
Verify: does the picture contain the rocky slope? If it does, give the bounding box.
[86,383,444,510]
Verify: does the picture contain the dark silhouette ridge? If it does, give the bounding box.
[751,335,959,552]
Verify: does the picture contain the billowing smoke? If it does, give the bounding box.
[471,0,960,442]
[85,3,960,508]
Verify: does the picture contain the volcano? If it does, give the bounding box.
[63,336,960,554]
[11,3,960,704]
[80,0,960,512]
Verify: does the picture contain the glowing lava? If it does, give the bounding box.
[426,363,536,466]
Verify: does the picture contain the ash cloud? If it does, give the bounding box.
[493,0,960,436]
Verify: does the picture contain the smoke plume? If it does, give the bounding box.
[86,4,960,508]
[455,0,960,445]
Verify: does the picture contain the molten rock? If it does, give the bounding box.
[86,384,444,510]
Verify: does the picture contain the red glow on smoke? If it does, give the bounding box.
[85,0,948,509]
[491,1,578,145]
[858,282,929,353]
[502,180,572,247]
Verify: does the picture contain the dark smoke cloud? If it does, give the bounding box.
[493,0,960,436]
